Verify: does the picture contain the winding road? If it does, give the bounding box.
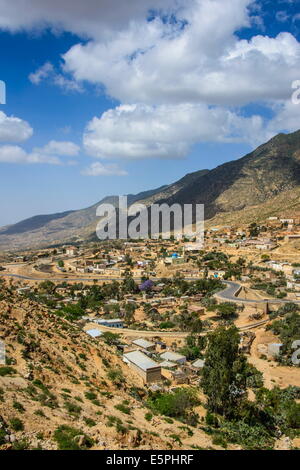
[2,271,300,306]
[215,280,300,305]
[1,271,278,334]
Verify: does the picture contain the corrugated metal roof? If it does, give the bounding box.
[192,359,205,368]
[86,329,103,338]
[123,350,160,371]
[160,351,186,362]
[159,360,177,368]
[132,338,155,349]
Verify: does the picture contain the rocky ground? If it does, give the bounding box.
[0,287,219,451]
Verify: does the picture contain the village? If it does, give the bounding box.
[1,214,300,392]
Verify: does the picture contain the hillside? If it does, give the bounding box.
[0,283,217,450]
[163,130,300,220]
[1,130,300,250]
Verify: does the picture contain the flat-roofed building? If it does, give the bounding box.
[159,360,177,369]
[160,351,186,365]
[85,329,103,338]
[191,359,205,370]
[132,338,156,352]
[97,319,124,328]
[123,350,161,384]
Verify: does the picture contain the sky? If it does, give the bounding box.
[0,0,299,226]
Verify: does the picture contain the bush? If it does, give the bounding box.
[147,388,199,420]
[0,429,6,445]
[54,425,94,450]
[85,391,97,401]
[83,417,96,427]
[0,366,16,376]
[219,421,274,450]
[145,412,153,422]
[114,403,131,415]
[10,417,24,432]
[65,401,82,416]
[159,321,176,329]
[13,401,25,413]
[107,368,125,386]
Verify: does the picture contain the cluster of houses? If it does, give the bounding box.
[122,337,205,385]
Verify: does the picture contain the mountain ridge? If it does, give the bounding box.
[1,130,300,250]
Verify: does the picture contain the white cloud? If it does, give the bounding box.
[0,111,33,142]
[0,0,174,38]
[29,62,53,84]
[29,62,83,92]
[83,103,275,160]
[61,0,300,106]
[37,140,80,156]
[0,145,60,164]
[2,1,300,108]
[81,161,128,176]
[275,11,290,22]
[2,0,300,164]
[0,140,80,164]
[267,100,300,134]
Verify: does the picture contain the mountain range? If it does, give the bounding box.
[1,129,300,251]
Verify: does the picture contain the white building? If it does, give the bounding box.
[123,350,161,383]
[160,351,186,365]
[132,338,156,351]
[97,319,124,328]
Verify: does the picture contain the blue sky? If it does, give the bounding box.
[0,0,299,226]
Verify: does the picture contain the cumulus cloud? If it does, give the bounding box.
[2,0,300,164]
[36,140,80,156]
[0,145,60,164]
[12,0,300,107]
[29,62,54,84]
[83,103,277,160]
[0,111,33,142]
[0,140,80,164]
[61,0,300,106]
[0,0,174,38]
[81,161,128,176]
[267,100,300,134]
[29,62,83,92]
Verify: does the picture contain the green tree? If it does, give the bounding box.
[201,325,247,417]
[215,302,239,320]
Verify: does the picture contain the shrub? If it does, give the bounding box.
[83,417,96,427]
[145,412,153,422]
[159,321,176,329]
[65,401,82,416]
[54,425,94,450]
[13,401,25,413]
[34,409,46,418]
[147,388,199,420]
[10,417,24,432]
[115,403,131,415]
[84,391,97,401]
[0,366,16,376]
[107,368,125,387]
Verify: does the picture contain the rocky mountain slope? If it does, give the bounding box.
[163,130,300,220]
[1,130,300,250]
[0,282,217,450]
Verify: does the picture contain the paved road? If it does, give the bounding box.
[0,272,197,283]
[1,271,271,335]
[84,318,269,339]
[216,280,300,305]
[3,271,300,306]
